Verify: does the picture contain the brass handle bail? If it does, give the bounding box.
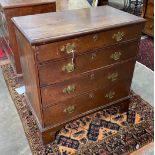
[62,63,74,73]
[63,85,76,94]
[108,72,118,81]
[110,52,122,61]
[105,91,115,99]
[64,106,75,114]
[112,31,125,42]
[61,43,76,54]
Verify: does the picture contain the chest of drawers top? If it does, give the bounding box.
[0,0,56,9]
[12,5,145,45]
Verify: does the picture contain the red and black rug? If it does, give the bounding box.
[137,37,154,71]
[1,63,154,155]
[0,47,7,61]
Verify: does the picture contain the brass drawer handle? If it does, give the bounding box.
[112,31,125,42]
[105,91,115,99]
[62,63,74,73]
[61,43,76,54]
[63,85,76,94]
[64,105,75,114]
[110,52,122,61]
[108,72,118,81]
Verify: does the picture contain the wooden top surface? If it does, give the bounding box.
[12,6,145,45]
[0,0,56,9]
[56,0,91,12]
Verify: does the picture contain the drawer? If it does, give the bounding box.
[143,18,154,36]
[38,40,139,86]
[43,80,131,127]
[36,24,143,63]
[41,59,136,107]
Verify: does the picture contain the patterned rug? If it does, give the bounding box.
[138,37,154,71]
[1,63,154,155]
[0,47,7,61]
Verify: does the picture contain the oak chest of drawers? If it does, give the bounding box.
[0,0,56,75]
[12,6,145,144]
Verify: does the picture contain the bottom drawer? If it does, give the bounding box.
[43,80,131,127]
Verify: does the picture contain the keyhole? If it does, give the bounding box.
[90,73,95,80]
[91,53,96,60]
[93,34,98,42]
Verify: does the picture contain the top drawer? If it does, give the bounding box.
[35,24,143,63]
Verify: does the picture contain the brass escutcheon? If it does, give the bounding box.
[63,85,76,94]
[90,73,95,80]
[105,91,115,99]
[91,53,97,60]
[62,63,74,73]
[61,43,76,54]
[108,72,118,81]
[64,105,75,114]
[89,93,94,99]
[93,34,98,42]
[110,52,122,61]
[112,31,125,42]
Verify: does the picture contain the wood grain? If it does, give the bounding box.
[36,25,141,63]
[0,0,56,74]
[12,6,145,45]
[41,59,136,107]
[43,80,131,127]
[38,40,139,86]
[0,0,56,8]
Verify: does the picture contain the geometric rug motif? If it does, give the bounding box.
[138,37,154,71]
[1,64,154,155]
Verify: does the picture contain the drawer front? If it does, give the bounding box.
[38,40,139,86]
[143,18,154,36]
[36,24,142,63]
[43,80,131,127]
[41,59,136,107]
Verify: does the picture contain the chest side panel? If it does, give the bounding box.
[15,27,44,127]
